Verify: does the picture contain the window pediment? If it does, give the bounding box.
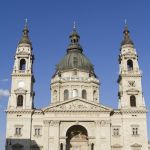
[131,143,142,147]
[17,51,29,56]
[14,88,27,94]
[126,88,139,95]
[111,144,122,148]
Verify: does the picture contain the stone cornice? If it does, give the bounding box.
[110,108,147,116]
[120,108,147,114]
[119,73,142,77]
[6,107,147,115]
[11,73,33,77]
[110,110,122,115]
[51,79,99,85]
[6,109,34,114]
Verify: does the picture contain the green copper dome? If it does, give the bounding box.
[56,28,95,74]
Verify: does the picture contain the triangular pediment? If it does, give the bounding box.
[43,98,112,112]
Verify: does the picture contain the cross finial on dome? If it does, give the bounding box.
[124,19,129,32]
[25,18,28,28]
[124,19,127,26]
[73,21,76,30]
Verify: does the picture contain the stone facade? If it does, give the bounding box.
[6,24,149,150]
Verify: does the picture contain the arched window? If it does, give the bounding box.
[53,90,57,102]
[127,59,133,71]
[60,143,63,150]
[130,95,136,107]
[64,89,69,100]
[17,95,23,107]
[72,89,78,98]
[91,143,94,150]
[82,90,87,99]
[93,90,97,101]
[20,59,26,71]
[66,125,88,149]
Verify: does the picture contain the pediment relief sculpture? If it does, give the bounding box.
[43,99,112,112]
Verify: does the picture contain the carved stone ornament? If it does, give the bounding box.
[43,120,50,125]
[126,88,139,95]
[49,120,60,127]
[95,120,110,127]
[14,88,27,94]
[128,81,135,87]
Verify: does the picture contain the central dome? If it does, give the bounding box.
[57,50,94,72]
[56,28,95,74]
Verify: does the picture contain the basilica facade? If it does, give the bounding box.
[6,23,149,150]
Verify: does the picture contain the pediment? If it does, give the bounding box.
[17,51,29,55]
[111,144,122,148]
[131,143,142,147]
[126,88,139,95]
[14,88,27,94]
[43,98,112,112]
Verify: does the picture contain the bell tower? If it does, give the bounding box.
[7,22,35,110]
[118,25,145,109]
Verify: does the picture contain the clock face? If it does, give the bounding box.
[18,81,25,88]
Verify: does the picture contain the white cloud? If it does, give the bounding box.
[0,89,9,98]
[0,79,9,82]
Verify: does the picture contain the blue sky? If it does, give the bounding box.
[0,0,150,149]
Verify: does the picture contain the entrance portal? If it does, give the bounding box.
[66,125,88,150]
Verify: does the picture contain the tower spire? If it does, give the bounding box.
[19,19,32,46]
[121,23,134,46]
[118,24,145,109]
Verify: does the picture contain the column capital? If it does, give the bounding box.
[95,120,110,127]
[49,120,60,127]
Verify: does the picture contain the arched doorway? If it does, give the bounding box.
[66,125,88,150]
